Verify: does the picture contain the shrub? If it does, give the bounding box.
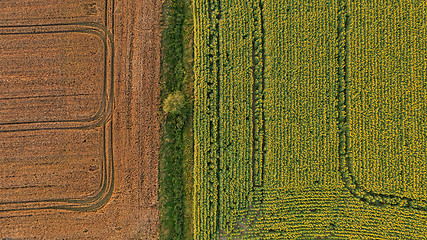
[163,91,186,114]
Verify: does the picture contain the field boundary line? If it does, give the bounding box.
[251,0,265,191]
[0,23,114,132]
[337,0,427,212]
[0,0,115,212]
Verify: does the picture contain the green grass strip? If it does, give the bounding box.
[159,0,194,239]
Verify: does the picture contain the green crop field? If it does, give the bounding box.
[193,0,427,239]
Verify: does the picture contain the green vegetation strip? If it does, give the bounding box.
[159,0,194,239]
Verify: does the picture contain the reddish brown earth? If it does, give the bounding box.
[0,0,161,238]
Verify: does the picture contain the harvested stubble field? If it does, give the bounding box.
[0,0,161,239]
[193,0,427,239]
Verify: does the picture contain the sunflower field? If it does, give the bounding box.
[193,0,427,238]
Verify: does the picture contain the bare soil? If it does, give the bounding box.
[0,0,161,238]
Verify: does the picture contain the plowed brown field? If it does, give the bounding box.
[0,0,161,238]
